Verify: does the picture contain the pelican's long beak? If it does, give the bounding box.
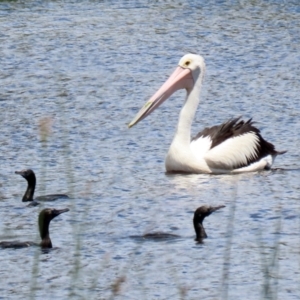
[128,66,194,128]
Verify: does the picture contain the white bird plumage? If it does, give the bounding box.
[129,54,285,174]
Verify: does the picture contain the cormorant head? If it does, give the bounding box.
[193,205,225,242]
[15,169,36,182]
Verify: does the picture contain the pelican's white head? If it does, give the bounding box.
[178,54,206,84]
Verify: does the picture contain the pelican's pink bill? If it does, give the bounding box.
[128,66,194,128]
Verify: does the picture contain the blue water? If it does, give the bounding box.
[0,1,300,299]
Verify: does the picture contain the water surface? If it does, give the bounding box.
[0,1,300,299]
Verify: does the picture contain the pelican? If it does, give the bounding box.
[128,54,285,174]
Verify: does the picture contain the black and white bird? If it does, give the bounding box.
[129,54,285,174]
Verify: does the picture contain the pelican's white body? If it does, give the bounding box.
[166,132,274,174]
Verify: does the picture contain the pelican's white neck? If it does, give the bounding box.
[172,74,203,146]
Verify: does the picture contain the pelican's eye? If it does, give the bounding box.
[185,60,191,67]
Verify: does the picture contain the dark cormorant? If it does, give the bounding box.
[133,205,225,242]
[15,169,69,206]
[0,208,69,249]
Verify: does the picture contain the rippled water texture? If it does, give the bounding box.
[0,1,300,299]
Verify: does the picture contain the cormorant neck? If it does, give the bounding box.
[193,217,207,241]
[22,175,36,202]
[40,235,52,248]
[39,220,52,248]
